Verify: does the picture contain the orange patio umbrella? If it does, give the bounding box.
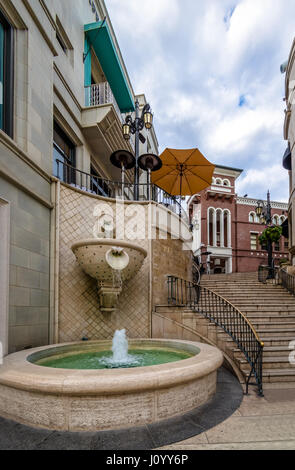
[151,148,215,197]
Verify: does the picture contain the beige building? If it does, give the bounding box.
[0,0,191,355]
[282,39,295,263]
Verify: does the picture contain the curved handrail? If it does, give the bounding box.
[202,287,263,345]
[167,275,264,396]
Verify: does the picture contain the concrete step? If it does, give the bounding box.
[240,314,295,322]
[249,318,295,328]
[203,290,294,297]
[239,357,293,371]
[228,305,295,311]
[263,368,295,383]
[240,306,295,313]
[233,345,292,358]
[256,329,295,338]
[232,346,292,359]
[202,273,257,280]
[253,321,295,330]
[260,338,295,347]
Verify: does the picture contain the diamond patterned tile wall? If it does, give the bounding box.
[58,185,150,342]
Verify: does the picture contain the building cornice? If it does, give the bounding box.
[214,167,243,179]
[237,197,288,210]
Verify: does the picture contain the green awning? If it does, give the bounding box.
[84,22,135,113]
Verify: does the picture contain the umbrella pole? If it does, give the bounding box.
[179,171,183,217]
[147,168,151,201]
[121,165,125,199]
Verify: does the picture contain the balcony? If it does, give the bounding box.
[82,82,134,179]
[55,159,188,222]
[85,82,122,122]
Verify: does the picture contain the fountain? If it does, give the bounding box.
[0,336,223,431]
[71,239,147,313]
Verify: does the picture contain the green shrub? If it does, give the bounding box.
[259,225,282,245]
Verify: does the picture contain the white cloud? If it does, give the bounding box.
[236,165,289,202]
[105,0,294,201]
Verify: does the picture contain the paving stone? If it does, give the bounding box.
[147,415,204,449]
[0,417,53,450]
[34,431,95,450]
[92,426,155,450]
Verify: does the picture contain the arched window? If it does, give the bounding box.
[273,215,279,225]
[223,179,230,187]
[280,215,286,225]
[249,212,255,223]
[215,178,222,185]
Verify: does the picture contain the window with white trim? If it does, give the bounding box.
[250,233,258,250]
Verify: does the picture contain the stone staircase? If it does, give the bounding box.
[201,272,295,389]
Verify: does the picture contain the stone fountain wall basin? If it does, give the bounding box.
[71,239,147,283]
[0,339,223,431]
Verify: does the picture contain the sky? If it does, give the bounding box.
[104,0,295,202]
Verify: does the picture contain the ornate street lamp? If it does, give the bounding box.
[122,100,154,200]
[255,190,273,270]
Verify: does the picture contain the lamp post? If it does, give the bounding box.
[256,190,273,269]
[122,99,153,200]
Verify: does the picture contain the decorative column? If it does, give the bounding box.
[213,209,217,247]
[220,210,224,247]
[227,211,232,247]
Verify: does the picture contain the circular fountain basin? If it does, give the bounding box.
[0,339,223,432]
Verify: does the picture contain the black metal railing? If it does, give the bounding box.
[280,268,295,296]
[54,159,187,220]
[258,265,279,284]
[192,260,201,285]
[167,275,264,396]
[258,264,295,296]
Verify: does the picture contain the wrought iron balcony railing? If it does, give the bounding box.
[85,82,122,120]
[55,159,188,221]
[167,275,264,396]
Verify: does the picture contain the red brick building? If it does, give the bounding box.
[188,165,289,274]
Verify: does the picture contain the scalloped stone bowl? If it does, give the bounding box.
[71,239,147,283]
[0,339,223,432]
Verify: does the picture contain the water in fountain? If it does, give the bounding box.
[112,269,122,289]
[112,329,129,362]
[99,329,140,368]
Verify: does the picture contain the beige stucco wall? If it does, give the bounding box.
[284,39,295,262]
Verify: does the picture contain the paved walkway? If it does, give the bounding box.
[162,387,295,450]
